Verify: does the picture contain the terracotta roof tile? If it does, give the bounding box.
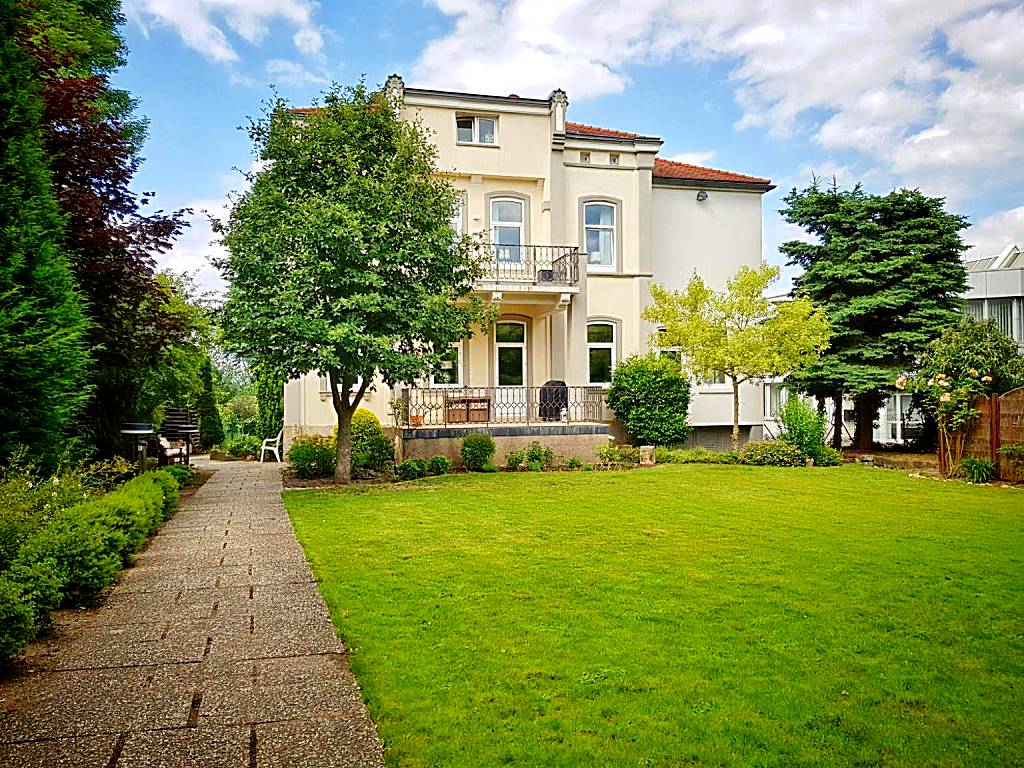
[565,121,641,139]
[653,157,771,185]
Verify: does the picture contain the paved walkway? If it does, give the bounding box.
[0,461,385,767]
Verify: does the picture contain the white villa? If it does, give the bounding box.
[283,75,775,460]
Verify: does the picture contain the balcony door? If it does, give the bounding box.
[495,321,528,421]
[490,198,526,279]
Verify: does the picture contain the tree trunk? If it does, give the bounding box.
[853,392,878,451]
[831,392,843,450]
[731,379,741,452]
[334,405,353,484]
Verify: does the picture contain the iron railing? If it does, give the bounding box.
[478,245,580,285]
[399,385,605,427]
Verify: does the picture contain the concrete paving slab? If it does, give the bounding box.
[0,735,120,768]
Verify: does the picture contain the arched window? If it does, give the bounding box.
[491,198,524,263]
[584,201,616,269]
[587,321,616,385]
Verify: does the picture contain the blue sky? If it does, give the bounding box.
[117,0,1024,291]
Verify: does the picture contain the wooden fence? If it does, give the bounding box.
[951,387,1024,481]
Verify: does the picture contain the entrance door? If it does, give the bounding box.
[495,321,528,421]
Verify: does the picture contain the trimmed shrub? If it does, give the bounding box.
[479,463,498,473]
[350,409,394,475]
[427,455,452,476]
[286,435,336,479]
[813,446,844,467]
[0,470,178,661]
[656,447,739,464]
[461,433,496,471]
[397,459,427,481]
[0,578,35,661]
[738,440,805,467]
[164,464,196,487]
[597,445,640,466]
[606,355,693,446]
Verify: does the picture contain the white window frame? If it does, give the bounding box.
[586,321,616,387]
[430,343,463,388]
[495,321,527,387]
[608,153,620,166]
[456,115,497,145]
[579,151,591,164]
[583,201,616,272]
[490,197,525,264]
[319,374,364,393]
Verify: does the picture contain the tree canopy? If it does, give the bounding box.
[218,83,489,482]
[779,181,968,448]
[644,264,830,451]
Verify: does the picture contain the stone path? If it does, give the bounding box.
[0,461,385,768]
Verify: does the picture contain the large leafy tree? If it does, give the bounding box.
[0,1,91,467]
[218,83,488,483]
[780,181,968,449]
[645,264,830,451]
[24,0,188,454]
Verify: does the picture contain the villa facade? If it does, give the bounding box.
[284,75,775,459]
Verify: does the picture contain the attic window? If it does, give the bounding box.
[609,153,620,166]
[456,116,496,144]
[579,151,591,164]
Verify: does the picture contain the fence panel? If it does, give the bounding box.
[998,387,1024,482]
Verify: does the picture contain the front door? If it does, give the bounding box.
[495,321,528,421]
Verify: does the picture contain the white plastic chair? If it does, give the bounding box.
[260,429,283,463]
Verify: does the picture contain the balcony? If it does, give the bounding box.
[477,245,581,287]
[399,385,605,428]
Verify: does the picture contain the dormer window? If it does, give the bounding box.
[456,116,496,145]
[580,151,591,164]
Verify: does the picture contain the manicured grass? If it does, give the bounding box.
[285,465,1024,767]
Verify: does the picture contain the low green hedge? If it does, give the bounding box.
[0,470,179,662]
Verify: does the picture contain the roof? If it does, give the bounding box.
[965,244,1022,272]
[652,157,772,186]
[565,121,643,139]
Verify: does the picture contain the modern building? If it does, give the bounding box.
[964,244,1024,349]
[284,75,775,460]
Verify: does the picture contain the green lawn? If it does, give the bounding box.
[285,465,1024,768]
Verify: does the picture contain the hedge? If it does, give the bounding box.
[0,470,180,662]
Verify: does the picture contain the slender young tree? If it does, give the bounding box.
[780,180,968,449]
[0,1,91,467]
[218,83,488,483]
[645,264,830,451]
[196,357,224,450]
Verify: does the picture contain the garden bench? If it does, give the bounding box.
[157,436,186,466]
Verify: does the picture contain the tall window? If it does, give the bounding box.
[431,344,461,387]
[587,322,615,385]
[449,198,464,239]
[491,198,524,263]
[495,322,526,386]
[964,300,984,320]
[584,202,615,269]
[456,116,496,144]
[989,299,1014,338]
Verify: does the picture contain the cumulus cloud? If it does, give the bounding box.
[126,0,324,64]
[413,1,1024,207]
[667,151,716,166]
[965,205,1024,259]
[157,198,230,295]
[265,59,329,88]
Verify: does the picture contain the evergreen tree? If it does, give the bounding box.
[0,1,91,467]
[255,368,284,440]
[197,357,224,450]
[779,181,968,449]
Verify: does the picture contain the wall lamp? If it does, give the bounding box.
[696,190,709,202]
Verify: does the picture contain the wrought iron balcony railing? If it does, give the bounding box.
[399,385,605,427]
[478,245,580,286]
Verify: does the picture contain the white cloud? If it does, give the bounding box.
[158,198,230,295]
[265,59,329,88]
[414,1,1024,202]
[965,205,1024,259]
[667,150,716,166]
[126,0,323,65]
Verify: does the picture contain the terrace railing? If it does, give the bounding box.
[478,245,580,286]
[399,385,606,427]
